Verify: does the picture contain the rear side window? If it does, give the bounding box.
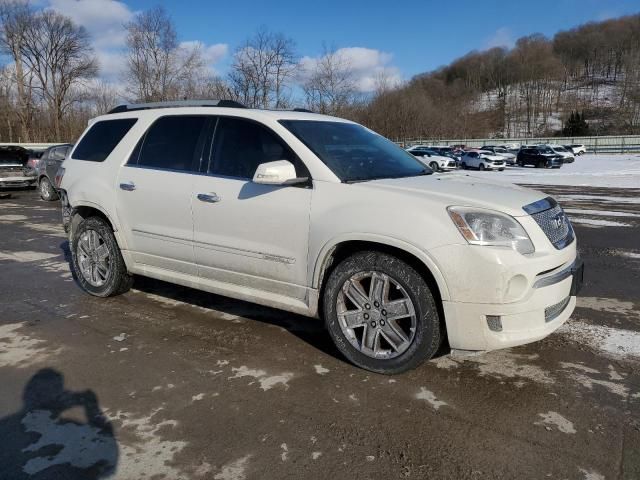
[131,116,207,172]
[73,119,137,162]
[209,117,306,179]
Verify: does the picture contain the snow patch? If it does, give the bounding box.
[280,443,289,462]
[577,297,639,320]
[569,217,631,227]
[461,350,553,384]
[415,387,447,410]
[229,366,294,391]
[579,468,605,480]
[106,407,187,479]
[0,323,58,368]
[0,214,28,221]
[21,409,117,476]
[535,411,576,434]
[563,208,640,218]
[0,250,59,262]
[560,320,640,360]
[214,455,251,480]
[314,364,329,375]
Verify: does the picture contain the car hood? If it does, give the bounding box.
[361,173,545,217]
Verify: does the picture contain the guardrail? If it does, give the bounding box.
[0,143,60,150]
[396,135,640,153]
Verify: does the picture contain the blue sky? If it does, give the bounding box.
[41,0,640,89]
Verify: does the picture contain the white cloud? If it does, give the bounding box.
[47,0,134,48]
[485,27,515,49]
[299,47,402,93]
[179,41,228,74]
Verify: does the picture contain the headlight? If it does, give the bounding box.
[447,206,535,255]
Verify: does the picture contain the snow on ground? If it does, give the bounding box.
[462,154,640,188]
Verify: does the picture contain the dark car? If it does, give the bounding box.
[516,147,563,168]
[0,146,37,189]
[36,144,73,201]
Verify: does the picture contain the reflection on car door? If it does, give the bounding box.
[191,116,312,301]
[115,115,209,275]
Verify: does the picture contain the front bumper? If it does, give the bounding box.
[432,242,584,351]
[0,176,37,188]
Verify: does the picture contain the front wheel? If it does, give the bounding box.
[429,161,439,172]
[479,164,486,171]
[461,162,467,170]
[499,168,505,171]
[39,177,59,201]
[322,251,441,374]
[71,216,133,297]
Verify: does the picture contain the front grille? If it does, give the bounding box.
[524,197,574,249]
[545,296,571,323]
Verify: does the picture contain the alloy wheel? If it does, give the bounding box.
[77,229,111,287]
[336,271,417,359]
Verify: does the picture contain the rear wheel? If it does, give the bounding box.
[39,177,59,201]
[323,251,441,374]
[517,160,524,167]
[71,216,132,297]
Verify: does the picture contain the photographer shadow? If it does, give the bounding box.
[0,368,118,479]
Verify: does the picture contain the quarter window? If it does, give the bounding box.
[73,119,137,162]
[133,116,208,172]
[209,117,306,179]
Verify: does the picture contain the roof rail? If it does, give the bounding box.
[107,99,246,114]
[292,108,313,113]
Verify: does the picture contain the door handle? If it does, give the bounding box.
[197,193,221,203]
[119,182,136,191]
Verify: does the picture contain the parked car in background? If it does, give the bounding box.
[460,150,506,170]
[428,146,461,164]
[564,144,587,155]
[406,146,457,171]
[26,149,46,171]
[517,147,563,168]
[58,100,582,374]
[481,146,517,165]
[543,144,575,163]
[37,143,73,201]
[0,145,37,189]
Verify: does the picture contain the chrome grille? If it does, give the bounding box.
[545,296,571,323]
[524,197,574,249]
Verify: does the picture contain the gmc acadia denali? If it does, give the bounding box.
[58,100,584,374]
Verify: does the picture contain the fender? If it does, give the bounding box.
[311,233,451,301]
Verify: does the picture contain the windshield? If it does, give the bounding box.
[538,147,554,154]
[494,148,507,153]
[280,120,430,182]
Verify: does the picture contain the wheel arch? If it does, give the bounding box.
[313,236,450,303]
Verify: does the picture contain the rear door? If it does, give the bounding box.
[115,115,209,275]
[191,116,312,298]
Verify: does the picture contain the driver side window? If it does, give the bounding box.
[209,117,308,180]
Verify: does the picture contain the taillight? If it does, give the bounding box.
[26,158,38,169]
[54,167,65,188]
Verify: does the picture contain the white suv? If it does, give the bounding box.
[59,100,584,374]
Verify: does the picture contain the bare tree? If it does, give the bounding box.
[18,9,97,139]
[0,0,35,141]
[302,45,357,115]
[228,27,297,108]
[124,6,210,102]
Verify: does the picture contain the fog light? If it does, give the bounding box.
[486,315,503,332]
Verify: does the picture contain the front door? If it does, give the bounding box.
[115,115,209,275]
[192,117,312,299]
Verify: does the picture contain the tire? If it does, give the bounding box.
[479,164,486,171]
[39,177,59,201]
[499,168,505,171]
[322,251,441,374]
[517,160,524,167]
[429,161,439,172]
[461,162,467,170]
[71,216,133,297]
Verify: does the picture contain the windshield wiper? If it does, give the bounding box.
[345,169,433,183]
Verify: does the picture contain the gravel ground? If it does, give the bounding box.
[0,186,639,480]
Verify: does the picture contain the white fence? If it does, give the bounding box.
[397,135,640,153]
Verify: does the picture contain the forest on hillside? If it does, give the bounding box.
[1,1,638,143]
[356,14,640,140]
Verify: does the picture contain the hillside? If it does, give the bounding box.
[355,14,640,140]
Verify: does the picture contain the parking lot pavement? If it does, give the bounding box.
[1,187,639,480]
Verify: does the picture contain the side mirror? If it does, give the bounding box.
[252,160,307,185]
